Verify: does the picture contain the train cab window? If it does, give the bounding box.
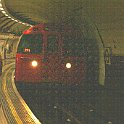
[63,36,84,56]
[17,34,42,54]
[47,35,58,53]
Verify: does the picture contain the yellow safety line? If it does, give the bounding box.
[2,62,15,72]
[12,71,41,124]
[2,65,23,124]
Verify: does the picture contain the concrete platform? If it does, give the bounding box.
[1,61,41,124]
[0,104,8,124]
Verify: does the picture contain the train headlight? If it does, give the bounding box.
[31,60,38,67]
[66,63,71,69]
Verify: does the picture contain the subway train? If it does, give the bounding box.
[15,23,124,90]
[15,24,87,88]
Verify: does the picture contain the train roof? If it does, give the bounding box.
[23,24,49,34]
[23,23,80,35]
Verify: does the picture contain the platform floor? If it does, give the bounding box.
[0,103,8,124]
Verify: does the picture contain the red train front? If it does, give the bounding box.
[15,24,86,86]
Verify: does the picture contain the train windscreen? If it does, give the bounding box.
[17,34,42,54]
[63,36,85,56]
[47,35,58,53]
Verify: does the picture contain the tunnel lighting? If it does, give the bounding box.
[14,20,18,22]
[0,2,31,27]
[4,14,8,16]
[31,60,38,67]
[22,23,25,25]
[18,21,22,24]
[18,22,21,24]
[1,11,6,14]
[11,18,14,20]
[0,8,4,10]
[25,24,29,26]
[7,16,11,18]
[66,63,71,69]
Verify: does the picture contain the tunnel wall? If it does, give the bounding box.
[70,13,105,86]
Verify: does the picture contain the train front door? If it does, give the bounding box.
[43,34,61,82]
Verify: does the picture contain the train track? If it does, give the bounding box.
[19,85,114,124]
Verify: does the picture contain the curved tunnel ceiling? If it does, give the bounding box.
[3,0,83,24]
[0,0,124,36]
[0,11,29,35]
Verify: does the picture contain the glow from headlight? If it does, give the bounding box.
[31,60,38,67]
[66,63,71,69]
